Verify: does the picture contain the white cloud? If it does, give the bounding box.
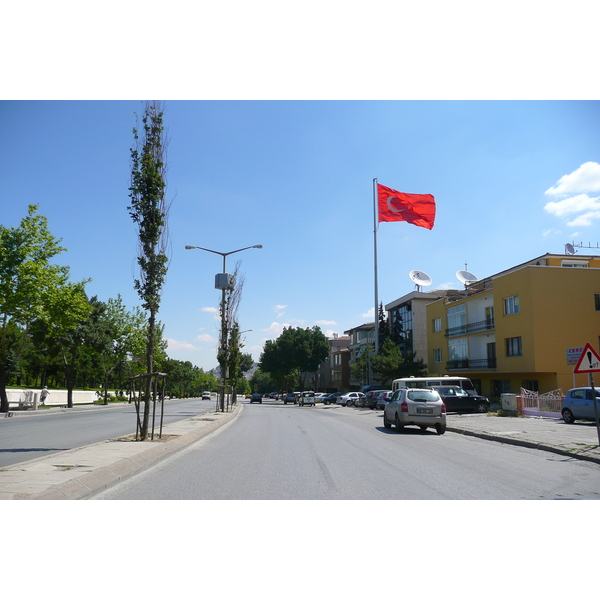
[543,163,600,228]
[542,228,562,237]
[545,161,600,196]
[195,333,217,343]
[566,211,600,227]
[543,193,600,217]
[316,320,336,325]
[167,339,197,351]
[201,306,220,320]
[273,304,287,318]
[262,322,290,336]
[362,308,375,318]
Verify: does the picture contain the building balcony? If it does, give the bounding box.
[446,358,497,371]
[445,319,495,338]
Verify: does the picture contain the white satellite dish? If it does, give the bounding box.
[565,243,575,255]
[409,270,433,291]
[456,270,478,285]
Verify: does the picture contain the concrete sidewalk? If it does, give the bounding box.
[446,412,600,465]
[0,403,242,500]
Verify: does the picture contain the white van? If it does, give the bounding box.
[392,376,477,396]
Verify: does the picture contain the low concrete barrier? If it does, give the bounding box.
[7,389,98,409]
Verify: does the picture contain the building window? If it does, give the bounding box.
[447,304,466,336]
[562,260,589,268]
[447,337,468,368]
[503,295,520,316]
[522,380,539,392]
[595,293,600,311]
[506,337,522,357]
[433,348,442,363]
[433,317,442,333]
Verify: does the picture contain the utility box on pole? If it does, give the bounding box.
[215,273,232,290]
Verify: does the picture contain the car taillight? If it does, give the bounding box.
[401,401,408,412]
[441,403,446,413]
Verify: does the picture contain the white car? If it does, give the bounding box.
[299,391,315,406]
[202,391,211,400]
[337,392,364,407]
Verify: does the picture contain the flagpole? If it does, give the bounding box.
[373,178,379,354]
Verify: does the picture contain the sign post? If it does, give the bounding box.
[573,343,600,446]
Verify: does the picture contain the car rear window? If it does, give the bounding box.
[407,390,440,402]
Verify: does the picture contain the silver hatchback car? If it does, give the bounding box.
[383,388,447,434]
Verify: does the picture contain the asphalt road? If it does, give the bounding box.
[0,397,217,468]
[95,399,600,500]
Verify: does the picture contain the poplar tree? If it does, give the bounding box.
[128,101,170,439]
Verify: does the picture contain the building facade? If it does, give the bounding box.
[385,290,460,363]
[426,253,600,399]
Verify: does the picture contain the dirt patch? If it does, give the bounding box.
[113,434,181,442]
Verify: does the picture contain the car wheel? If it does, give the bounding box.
[476,402,488,413]
[435,423,446,435]
[395,414,404,432]
[562,408,575,424]
[383,413,392,428]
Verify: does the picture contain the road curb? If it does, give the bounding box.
[19,403,243,500]
[446,426,600,466]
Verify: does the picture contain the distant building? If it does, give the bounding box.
[425,253,600,398]
[313,335,351,392]
[385,290,460,363]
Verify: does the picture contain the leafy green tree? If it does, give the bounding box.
[350,343,373,387]
[128,101,170,439]
[249,368,278,395]
[371,337,427,386]
[259,326,329,390]
[0,205,90,412]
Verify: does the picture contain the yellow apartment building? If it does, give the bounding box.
[426,253,600,399]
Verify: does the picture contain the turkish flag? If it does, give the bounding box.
[377,183,436,229]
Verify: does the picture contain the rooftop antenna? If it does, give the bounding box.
[565,243,576,255]
[409,270,432,292]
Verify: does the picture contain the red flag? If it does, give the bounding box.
[377,183,436,229]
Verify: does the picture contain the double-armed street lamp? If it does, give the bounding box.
[185,244,262,411]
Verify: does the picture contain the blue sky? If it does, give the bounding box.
[2,101,599,371]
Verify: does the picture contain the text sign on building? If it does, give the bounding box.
[567,346,586,366]
[573,343,600,374]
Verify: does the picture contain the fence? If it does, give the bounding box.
[519,388,564,418]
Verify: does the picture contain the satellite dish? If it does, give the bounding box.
[409,270,432,291]
[565,243,575,255]
[456,270,478,285]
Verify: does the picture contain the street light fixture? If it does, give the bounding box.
[185,244,262,411]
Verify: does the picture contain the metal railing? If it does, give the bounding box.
[445,319,495,338]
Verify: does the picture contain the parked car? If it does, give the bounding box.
[299,391,315,407]
[373,390,393,410]
[250,393,262,404]
[314,393,328,403]
[561,387,600,423]
[284,392,300,405]
[383,388,447,434]
[337,392,364,407]
[323,392,342,405]
[201,391,211,400]
[430,386,489,413]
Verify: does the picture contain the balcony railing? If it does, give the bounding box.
[446,358,497,371]
[445,319,495,338]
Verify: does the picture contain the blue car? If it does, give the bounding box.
[561,387,600,423]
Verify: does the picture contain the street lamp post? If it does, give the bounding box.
[185,244,262,412]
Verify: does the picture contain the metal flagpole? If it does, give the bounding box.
[373,178,379,354]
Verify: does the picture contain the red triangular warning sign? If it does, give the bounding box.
[574,343,600,373]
